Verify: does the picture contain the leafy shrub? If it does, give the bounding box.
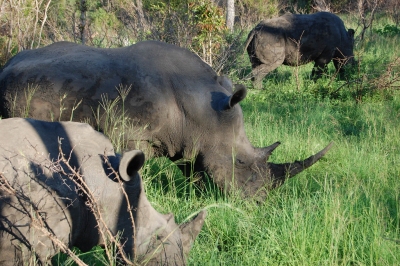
[190,1,227,66]
[375,24,400,37]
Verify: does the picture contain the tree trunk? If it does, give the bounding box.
[135,0,149,34]
[79,0,87,45]
[226,0,235,32]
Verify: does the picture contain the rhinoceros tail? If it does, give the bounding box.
[244,30,256,54]
[269,142,334,188]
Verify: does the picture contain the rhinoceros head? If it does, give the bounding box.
[344,28,356,65]
[117,150,206,265]
[0,118,207,265]
[189,85,332,200]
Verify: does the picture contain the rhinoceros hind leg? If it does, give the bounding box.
[251,61,282,90]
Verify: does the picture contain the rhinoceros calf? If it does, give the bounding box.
[245,12,355,89]
[0,118,206,265]
[0,40,332,200]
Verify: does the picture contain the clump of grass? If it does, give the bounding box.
[20,83,39,118]
[91,84,147,153]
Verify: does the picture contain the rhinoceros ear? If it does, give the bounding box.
[348,29,355,38]
[180,210,207,256]
[229,85,247,108]
[214,85,247,111]
[119,150,145,182]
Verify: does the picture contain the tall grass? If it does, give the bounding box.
[154,93,396,265]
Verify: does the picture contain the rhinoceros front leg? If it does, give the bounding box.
[311,58,329,80]
[312,47,336,80]
[333,55,353,79]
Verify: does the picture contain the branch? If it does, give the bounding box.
[0,173,87,266]
[103,152,137,261]
[56,138,135,265]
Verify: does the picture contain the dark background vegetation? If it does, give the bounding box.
[0,0,398,69]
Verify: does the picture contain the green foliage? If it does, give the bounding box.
[237,0,279,27]
[191,1,226,36]
[89,8,119,28]
[144,0,182,9]
[144,0,193,44]
[285,0,312,13]
[190,1,227,66]
[144,0,228,66]
[52,246,108,265]
[375,24,400,37]
[147,1,167,13]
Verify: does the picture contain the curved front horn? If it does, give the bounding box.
[269,142,333,188]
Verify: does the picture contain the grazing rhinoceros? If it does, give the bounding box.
[0,41,332,200]
[0,118,206,265]
[245,12,356,89]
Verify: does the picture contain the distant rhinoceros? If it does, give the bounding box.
[0,118,206,265]
[0,41,332,200]
[245,12,355,89]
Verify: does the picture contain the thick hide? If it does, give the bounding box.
[0,40,332,200]
[245,12,355,89]
[0,118,206,265]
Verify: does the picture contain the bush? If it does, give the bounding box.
[375,24,400,37]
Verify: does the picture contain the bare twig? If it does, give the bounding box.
[102,152,138,262]
[357,0,383,42]
[37,0,52,48]
[56,138,135,265]
[0,173,87,266]
[370,57,400,90]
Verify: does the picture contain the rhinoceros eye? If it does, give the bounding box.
[235,158,246,166]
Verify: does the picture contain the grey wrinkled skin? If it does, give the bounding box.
[245,12,356,89]
[0,41,332,200]
[0,118,206,265]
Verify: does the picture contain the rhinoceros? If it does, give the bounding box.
[245,12,356,89]
[0,40,332,200]
[0,118,206,265]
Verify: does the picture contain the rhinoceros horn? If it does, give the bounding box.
[269,142,334,188]
[180,210,207,255]
[258,141,281,160]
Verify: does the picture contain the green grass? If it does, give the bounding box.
[178,96,400,265]
[50,14,400,265]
